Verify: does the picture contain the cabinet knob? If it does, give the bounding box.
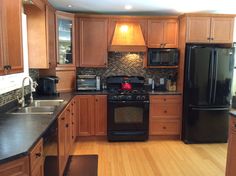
[66,124,69,128]
[95,99,98,102]
[61,117,65,120]
[35,153,41,158]
[163,126,167,129]
[211,38,214,40]
[207,37,211,40]
[164,110,167,113]
[234,124,236,128]
[163,98,166,101]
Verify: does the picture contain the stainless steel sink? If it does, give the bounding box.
[32,99,64,107]
[8,106,55,115]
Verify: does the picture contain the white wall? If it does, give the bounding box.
[0,14,29,95]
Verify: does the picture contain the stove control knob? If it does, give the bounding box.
[141,96,146,100]
[118,95,123,100]
[127,95,132,100]
[112,96,117,100]
[136,96,141,100]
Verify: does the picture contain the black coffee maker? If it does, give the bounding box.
[36,76,59,96]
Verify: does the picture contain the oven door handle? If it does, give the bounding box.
[108,100,149,104]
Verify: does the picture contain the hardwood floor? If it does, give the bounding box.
[71,139,227,176]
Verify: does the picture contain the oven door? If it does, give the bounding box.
[108,100,149,131]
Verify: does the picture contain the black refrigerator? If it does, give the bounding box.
[182,44,235,143]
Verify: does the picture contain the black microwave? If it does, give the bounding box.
[148,48,179,66]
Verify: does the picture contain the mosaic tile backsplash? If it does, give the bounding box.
[77,52,178,84]
[0,69,39,107]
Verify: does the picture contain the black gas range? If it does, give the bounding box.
[106,76,149,141]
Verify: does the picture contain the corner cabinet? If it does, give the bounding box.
[0,0,23,75]
[79,18,108,67]
[186,16,234,43]
[148,19,178,48]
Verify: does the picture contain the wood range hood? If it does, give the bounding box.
[109,22,147,52]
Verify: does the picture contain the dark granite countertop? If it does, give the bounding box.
[0,92,74,164]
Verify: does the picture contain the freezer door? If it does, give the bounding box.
[183,107,229,143]
[185,46,214,106]
[212,48,234,106]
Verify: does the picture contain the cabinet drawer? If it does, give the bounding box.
[150,119,180,135]
[150,95,181,104]
[151,104,181,119]
[30,138,43,172]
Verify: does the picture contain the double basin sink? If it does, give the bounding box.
[8,99,64,115]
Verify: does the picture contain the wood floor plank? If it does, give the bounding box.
[71,140,227,176]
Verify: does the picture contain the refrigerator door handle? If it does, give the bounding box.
[208,50,214,104]
[192,107,229,111]
[212,50,218,104]
[187,46,192,88]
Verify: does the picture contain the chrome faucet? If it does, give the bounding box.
[18,76,38,107]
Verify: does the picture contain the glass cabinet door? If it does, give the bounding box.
[56,15,74,65]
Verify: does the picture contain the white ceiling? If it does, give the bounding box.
[48,0,236,15]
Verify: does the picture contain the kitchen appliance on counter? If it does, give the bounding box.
[183,44,235,143]
[76,75,100,91]
[107,76,149,141]
[148,48,179,66]
[36,76,59,96]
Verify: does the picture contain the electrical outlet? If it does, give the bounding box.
[160,78,165,85]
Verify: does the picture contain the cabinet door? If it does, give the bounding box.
[46,5,56,68]
[2,0,23,74]
[163,20,178,48]
[0,157,29,176]
[186,17,211,43]
[0,0,4,75]
[148,20,164,48]
[56,12,75,66]
[58,112,66,176]
[80,18,108,67]
[95,95,107,136]
[210,17,234,43]
[76,95,95,136]
[226,118,236,176]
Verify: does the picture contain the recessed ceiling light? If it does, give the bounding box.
[124,5,133,10]
[68,4,72,8]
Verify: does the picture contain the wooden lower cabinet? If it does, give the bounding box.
[0,139,44,176]
[76,95,107,136]
[58,99,75,176]
[149,95,182,136]
[29,138,44,176]
[0,157,29,176]
[226,117,236,176]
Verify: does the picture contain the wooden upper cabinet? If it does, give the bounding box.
[24,1,56,69]
[148,19,178,48]
[0,0,4,75]
[56,11,75,67]
[46,4,56,68]
[79,18,108,67]
[186,17,211,43]
[210,17,234,43]
[186,16,234,43]
[0,0,23,75]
